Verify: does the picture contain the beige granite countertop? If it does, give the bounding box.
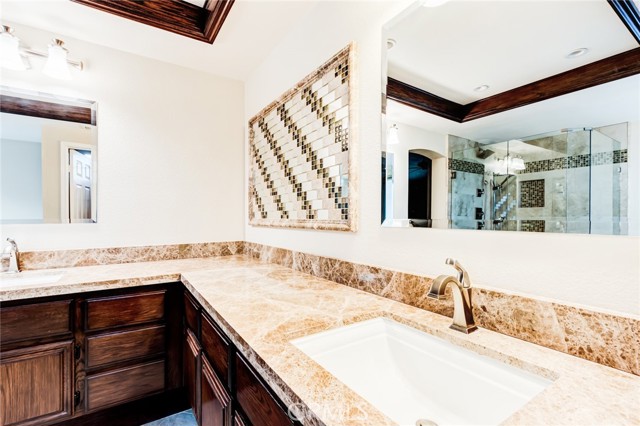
[2,256,639,425]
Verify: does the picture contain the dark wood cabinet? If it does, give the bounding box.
[0,340,73,426]
[184,299,297,426]
[184,328,201,424]
[0,284,184,426]
[201,357,230,426]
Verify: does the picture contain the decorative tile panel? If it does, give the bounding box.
[520,179,545,208]
[248,45,356,231]
[521,220,546,232]
[521,149,628,174]
[449,158,485,175]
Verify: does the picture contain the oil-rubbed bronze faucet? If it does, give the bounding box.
[428,258,477,334]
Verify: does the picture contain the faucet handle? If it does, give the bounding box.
[445,258,471,288]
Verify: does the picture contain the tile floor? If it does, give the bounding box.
[142,409,197,426]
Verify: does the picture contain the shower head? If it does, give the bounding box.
[475,147,495,159]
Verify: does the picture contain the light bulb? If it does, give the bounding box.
[0,27,27,70]
[43,39,71,80]
[388,124,400,145]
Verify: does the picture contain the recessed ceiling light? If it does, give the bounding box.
[474,85,490,92]
[386,39,396,50]
[566,48,589,59]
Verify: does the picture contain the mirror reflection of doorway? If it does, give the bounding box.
[61,142,95,223]
[408,151,431,227]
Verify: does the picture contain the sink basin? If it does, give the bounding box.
[0,271,64,287]
[291,317,552,426]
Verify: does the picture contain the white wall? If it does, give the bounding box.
[245,2,640,316]
[0,23,245,250]
[1,139,42,222]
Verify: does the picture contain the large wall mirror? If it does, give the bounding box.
[381,0,640,236]
[0,86,98,224]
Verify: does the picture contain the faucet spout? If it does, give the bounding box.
[2,238,20,273]
[428,260,477,334]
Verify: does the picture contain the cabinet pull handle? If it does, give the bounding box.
[74,344,81,359]
[74,391,81,407]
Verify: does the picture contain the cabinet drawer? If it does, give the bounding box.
[86,325,165,369]
[184,292,199,336]
[86,360,165,411]
[0,299,72,344]
[235,354,292,426]
[201,314,229,387]
[85,290,165,331]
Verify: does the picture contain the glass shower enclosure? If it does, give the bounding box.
[448,123,628,235]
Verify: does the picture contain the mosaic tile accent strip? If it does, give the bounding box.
[19,241,245,270]
[521,220,546,232]
[245,242,639,376]
[521,149,628,174]
[520,179,545,208]
[248,44,357,231]
[449,158,485,175]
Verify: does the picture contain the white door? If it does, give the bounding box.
[69,149,92,223]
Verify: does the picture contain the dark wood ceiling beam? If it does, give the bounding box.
[386,78,466,123]
[607,0,640,44]
[388,47,640,123]
[72,0,235,44]
[463,47,640,121]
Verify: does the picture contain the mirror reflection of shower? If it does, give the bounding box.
[449,123,629,235]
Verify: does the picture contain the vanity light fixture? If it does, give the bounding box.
[566,48,589,59]
[474,84,490,92]
[388,124,400,145]
[510,156,526,171]
[0,26,84,80]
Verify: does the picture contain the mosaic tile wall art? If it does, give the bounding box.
[520,149,628,174]
[248,45,357,231]
[449,158,485,175]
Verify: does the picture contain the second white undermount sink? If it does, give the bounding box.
[0,271,64,287]
[291,317,552,426]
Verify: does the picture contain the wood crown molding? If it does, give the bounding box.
[0,95,95,125]
[608,0,640,44]
[71,0,235,44]
[387,47,640,123]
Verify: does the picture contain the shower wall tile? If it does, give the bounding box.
[519,179,545,208]
[245,243,639,376]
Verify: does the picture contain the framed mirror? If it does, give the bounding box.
[381,0,639,236]
[0,86,98,224]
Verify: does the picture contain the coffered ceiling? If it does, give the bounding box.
[1,0,318,81]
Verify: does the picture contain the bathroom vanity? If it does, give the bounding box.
[1,256,639,426]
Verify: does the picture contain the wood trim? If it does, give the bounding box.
[608,0,640,44]
[71,0,235,44]
[387,47,640,123]
[0,95,95,125]
[386,78,465,123]
[463,47,640,121]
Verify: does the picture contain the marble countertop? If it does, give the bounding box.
[2,256,639,425]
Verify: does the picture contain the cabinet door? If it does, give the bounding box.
[184,328,201,424]
[0,340,73,426]
[201,357,230,426]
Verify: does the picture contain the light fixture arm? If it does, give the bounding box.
[23,47,84,71]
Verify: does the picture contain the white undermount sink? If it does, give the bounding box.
[291,318,552,426]
[0,271,64,287]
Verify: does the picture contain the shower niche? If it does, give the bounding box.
[448,123,629,235]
